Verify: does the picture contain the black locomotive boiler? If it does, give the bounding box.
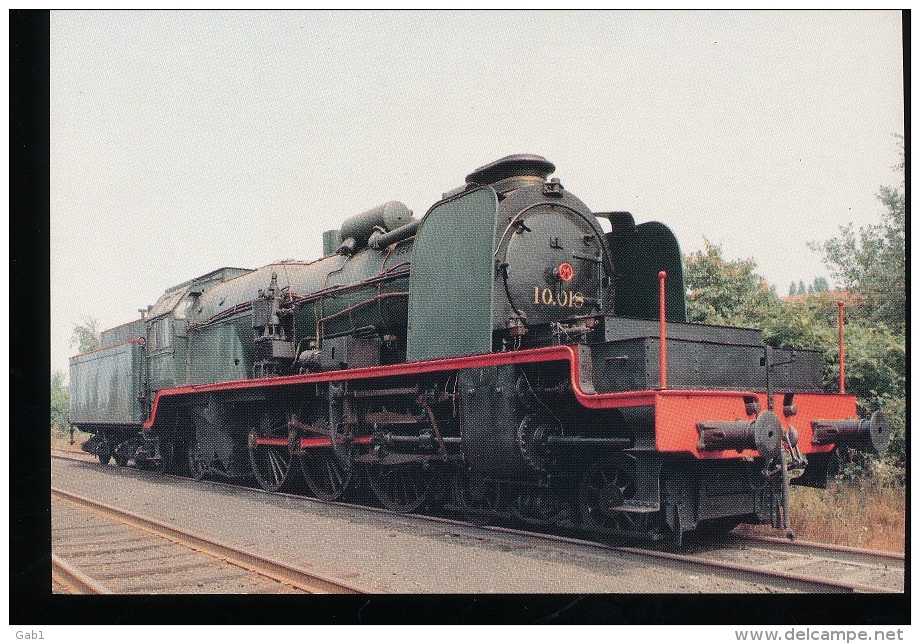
[70,154,888,544]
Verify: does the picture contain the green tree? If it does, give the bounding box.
[789,281,797,297]
[50,369,70,433]
[812,136,905,331]
[71,316,101,353]
[813,277,829,293]
[684,240,777,325]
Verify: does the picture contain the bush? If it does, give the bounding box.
[50,370,70,434]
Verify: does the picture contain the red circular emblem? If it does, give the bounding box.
[557,262,575,283]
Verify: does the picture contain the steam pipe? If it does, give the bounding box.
[370,219,420,250]
[543,436,632,450]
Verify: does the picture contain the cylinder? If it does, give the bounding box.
[370,219,420,250]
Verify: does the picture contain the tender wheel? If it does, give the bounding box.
[187,439,208,480]
[95,436,113,465]
[248,410,297,492]
[297,418,354,501]
[579,455,649,535]
[114,451,129,467]
[365,462,433,513]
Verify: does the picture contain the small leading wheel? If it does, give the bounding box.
[98,452,111,465]
[698,516,743,537]
[451,474,504,524]
[365,461,433,513]
[579,454,648,535]
[298,419,354,501]
[511,489,570,527]
[248,410,297,493]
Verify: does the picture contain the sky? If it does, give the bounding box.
[50,10,905,378]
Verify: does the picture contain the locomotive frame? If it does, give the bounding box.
[69,154,888,545]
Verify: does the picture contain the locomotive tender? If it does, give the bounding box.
[70,154,888,544]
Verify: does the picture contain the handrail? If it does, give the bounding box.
[659,271,668,389]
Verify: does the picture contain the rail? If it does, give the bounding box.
[51,554,113,594]
[735,533,904,568]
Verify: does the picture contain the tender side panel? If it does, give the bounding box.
[69,341,146,425]
[99,319,146,347]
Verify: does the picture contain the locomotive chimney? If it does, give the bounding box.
[465,154,556,194]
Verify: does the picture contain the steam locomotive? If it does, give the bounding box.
[70,154,888,544]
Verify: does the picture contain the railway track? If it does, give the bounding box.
[432,521,903,594]
[52,485,367,594]
[51,450,904,593]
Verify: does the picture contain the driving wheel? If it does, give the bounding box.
[248,409,297,492]
[365,461,433,513]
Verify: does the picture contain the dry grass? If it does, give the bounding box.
[50,428,90,452]
[739,475,906,553]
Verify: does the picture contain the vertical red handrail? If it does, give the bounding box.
[659,271,667,389]
[838,300,846,394]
